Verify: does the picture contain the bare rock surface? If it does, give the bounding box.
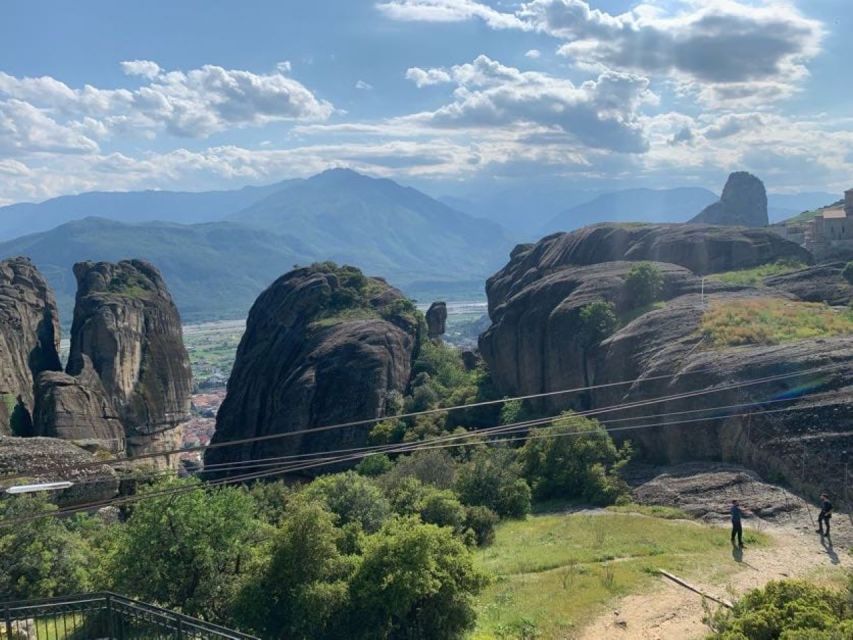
[0,257,61,434]
[689,172,768,227]
[205,264,420,475]
[426,301,447,339]
[764,261,853,306]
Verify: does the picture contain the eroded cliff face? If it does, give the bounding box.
[66,260,192,459]
[480,223,851,500]
[0,257,62,435]
[689,172,768,227]
[205,264,420,474]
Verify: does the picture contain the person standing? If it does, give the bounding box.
[730,499,745,547]
[817,494,833,538]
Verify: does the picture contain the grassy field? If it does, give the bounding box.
[701,298,853,347]
[182,320,245,388]
[708,260,807,287]
[471,510,766,640]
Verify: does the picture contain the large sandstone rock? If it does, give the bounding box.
[33,355,125,453]
[0,258,62,435]
[487,223,810,314]
[689,172,768,227]
[67,260,192,459]
[764,262,853,306]
[426,301,447,339]
[205,264,420,475]
[0,435,119,505]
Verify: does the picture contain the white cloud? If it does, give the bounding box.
[355,80,374,90]
[120,60,162,80]
[376,0,526,29]
[524,49,541,59]
[0,62,333,144]
[403,55,656,152]
[405,66,453,87]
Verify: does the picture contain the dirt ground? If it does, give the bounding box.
[578,467,852,640]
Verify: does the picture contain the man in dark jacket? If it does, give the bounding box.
[731,499,745,547]
[817,494,832,538]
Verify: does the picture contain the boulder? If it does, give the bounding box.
[67,260,192,460]
[487,223,810,314]
[0,435,119,505]
[204,264,420,475]
[0,258,62,435]
[33,355,125,453]
[426,301,447,339]
[689,172,768,227]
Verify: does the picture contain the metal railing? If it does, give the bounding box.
[1,592,259,640]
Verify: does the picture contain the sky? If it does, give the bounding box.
[1,0,851,205]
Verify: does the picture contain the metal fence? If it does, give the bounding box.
[1,592,259,640]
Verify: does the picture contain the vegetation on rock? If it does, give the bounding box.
[624,262,663,308]
[710,260,807,287]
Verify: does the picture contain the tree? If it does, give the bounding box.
[347,517,488,640]
[110,478,264,621]
[624,262,663,308]
[520,412,631,505]
[304,471,391,533]
[577,301,618,407]
[233,500,355,640]
[455,448,531,518]
[0,495,92,599]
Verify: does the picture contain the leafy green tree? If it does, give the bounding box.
[356,453,394,477]
[520,412,630,505]
[347,517,489,640]
[384,477,466,531]
[304,471,391,533]
[233,500,355,640]
[577,301,619,406]
[707,580,853,639]
[464,506,499,547]
[0,495,92,599]
[625,262,663,308]
[455,448,531,518]
[110,478,264,621]
[380,449,459,490]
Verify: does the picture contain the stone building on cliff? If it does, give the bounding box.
[803,189,853,258]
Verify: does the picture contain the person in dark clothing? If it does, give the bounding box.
[731,500,745,547]
[817,494,832,537]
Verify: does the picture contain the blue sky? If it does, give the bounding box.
[1,0,851,204]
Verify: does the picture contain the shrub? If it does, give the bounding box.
[356,454,394,477]
[520,412,631,505]
[455,448,531,518]
[577,301,618,348]
[707,580,853,639]
[464,506,499,546]
[304,471,391,533]
[380,449,459,490]
[625,262,663,308]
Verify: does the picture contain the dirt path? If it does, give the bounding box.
[577,514,852,640]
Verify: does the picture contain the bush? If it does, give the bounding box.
[624,262,663,308]
[304,471,391,533]
[455,448,531,518]
[464,506,499,546]
[520,412,631,505]
[356,454,393,477]
[707,580,853,639]
[578,301,618,348]
[380,449,459,490]
[347,517,488,640]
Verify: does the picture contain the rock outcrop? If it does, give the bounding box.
[0,435,119,505]
[205,264,420,475]
[0,258,62,435]
[426,301,447,339]
[689,172,768,227]
[764,262,853,306]
[65,260,192,460]
[33,355,125,453]
[480,223,850,502]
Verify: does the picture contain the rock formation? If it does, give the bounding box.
[205,263,420,475]
[65,260,192,460]
[0,435,118,505]
[426,301,447,339]
[0,258,62,435]
[764,262,853,306]
[480,223,850,500]
[689,171,768,227]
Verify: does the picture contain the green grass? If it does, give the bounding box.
[701,298,853,347]
[471,512,767,639]
[708,260,807,287]
[606,503,692,520]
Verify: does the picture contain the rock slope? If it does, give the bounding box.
[689,171,768,227]
[0,257,62,435]
[205,263,420,475]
